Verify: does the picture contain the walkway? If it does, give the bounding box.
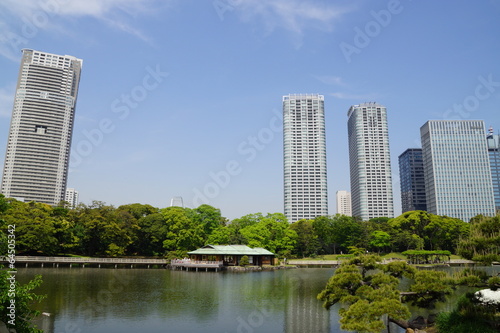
[170,259,224,271]
[1,256,168,268]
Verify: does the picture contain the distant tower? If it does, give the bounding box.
[336,191,352,216]
[1,49,82,205]
[347,102,394,221]
[486,127,500,212]
[65,188,79,209]
[283,94,328,222]
[398,148,427,213]
[421,120,496,221]
[170,196,184,207]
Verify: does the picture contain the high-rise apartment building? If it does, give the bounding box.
[398,148,427,213]
[65,188,79,209]
[347,102,394,221]
[283,94,328,222]
[336,190,352,216]
[1,49,82,205]
[420,120,496,222]
[487,127,500,212]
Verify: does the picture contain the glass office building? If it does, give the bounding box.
[487,128,500,212]
[398,148,427,212]
[347,102,394,221]
[420,120,496,222]
[1,49,82,205]
[283,94,328,222]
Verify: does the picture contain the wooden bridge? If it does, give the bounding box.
[170,259,224,272]
[1,256,168,268]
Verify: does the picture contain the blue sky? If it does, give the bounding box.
[0,0,499,220]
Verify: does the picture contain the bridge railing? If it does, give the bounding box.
[0,256,168,264]
[171,259,223,266]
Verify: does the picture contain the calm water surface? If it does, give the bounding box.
[17,266,500,333]
[18,267,345,333]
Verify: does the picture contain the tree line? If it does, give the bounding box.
[0,195,497,261]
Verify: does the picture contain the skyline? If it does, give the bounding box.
[0,1,499,219]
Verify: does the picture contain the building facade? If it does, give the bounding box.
[283,94,328,222]
[347,102,394,221]
[398,148,427,213]
[1,49,82,205]
[64,188,79,209]
[336,190,352,216]
[487,127,500,212]
[420,120,496,221]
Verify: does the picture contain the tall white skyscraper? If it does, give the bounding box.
[283,94,328,222]
[347,102,394,221]
[1,49,82,205]
[65,188,79,209]
[336,190,352,216]
[421,120,496,222]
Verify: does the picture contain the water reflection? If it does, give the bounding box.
[16,266,499,333]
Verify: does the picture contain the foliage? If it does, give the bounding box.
[388,211,469,252]
[405,270,454,308]
[488,276,500,290]
[436,293,499,333]
[0,268,45,333]
[318,255,455,332]
[0,197,484,259]
[402,250,451,264]
[453,268,490,287]
[458,215,500,264]
[289,219,319,257]
[368,230,391,253]
[239,255,249,266]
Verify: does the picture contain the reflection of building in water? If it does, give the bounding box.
[284,278,330,333]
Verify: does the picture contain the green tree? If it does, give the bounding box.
[318,255,454,332]
[388,210,469,252]
[368,230,391,254]
[132,212,166,256]
[289,219,319,257]
[206,226,231,245]
[2,201,62,255]
[239,213,297,255]
[162,206,205,252]
[0,269,45,332]
[312,215,336,254]
[458,214,500,264]
[190,204,225,236]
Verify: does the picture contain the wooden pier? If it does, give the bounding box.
[1,256,168,268]
[170,259,224,272]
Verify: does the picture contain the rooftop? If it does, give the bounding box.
[188,244,274,256]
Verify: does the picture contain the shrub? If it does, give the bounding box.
[239,255,249,266]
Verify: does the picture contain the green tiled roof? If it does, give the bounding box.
[188,245,274,256]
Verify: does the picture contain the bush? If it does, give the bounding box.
[436,311,497,333]
[239,255,249,266]
[487,276,500,290]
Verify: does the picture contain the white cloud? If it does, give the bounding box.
[0,0,163,60]
[329,92,380,101]
[234,0,352,47]
[314,75,346,86]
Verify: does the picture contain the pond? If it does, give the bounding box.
[16,265,500,333]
